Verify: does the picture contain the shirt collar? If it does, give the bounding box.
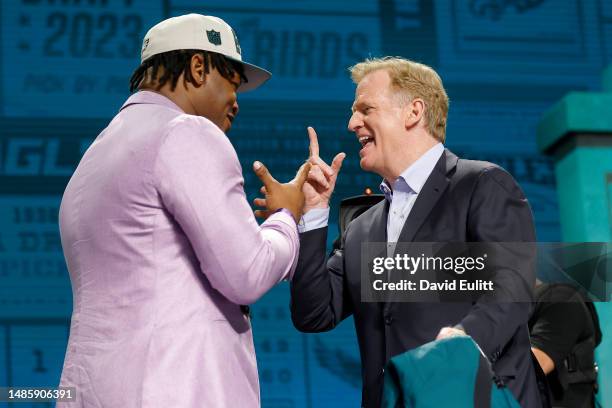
[119,90,185,114]
[379,143,445,201]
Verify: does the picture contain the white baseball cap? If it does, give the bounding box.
[140,14,271,92]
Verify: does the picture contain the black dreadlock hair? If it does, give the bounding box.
[129,49,247,93]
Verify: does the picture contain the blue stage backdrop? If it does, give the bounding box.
[0,1,610,407]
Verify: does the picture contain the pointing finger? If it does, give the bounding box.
[308,126,319,158]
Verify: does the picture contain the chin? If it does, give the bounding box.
[225,119,235,133]
[359,158,374,172]
[220,122,231,133]
[360,160,384,179]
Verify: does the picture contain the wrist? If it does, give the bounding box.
[274,207,299,225]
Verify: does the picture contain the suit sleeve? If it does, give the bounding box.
[154,116,299,305]
[290,225,353,332]
[459,166,536,359]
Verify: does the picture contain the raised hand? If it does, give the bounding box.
[304,126,345,212]
[252,161,311,223]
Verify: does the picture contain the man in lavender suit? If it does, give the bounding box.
[57,14,309,407]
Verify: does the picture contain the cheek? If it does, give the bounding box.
[214,93,230,115]
[227,92,237,107]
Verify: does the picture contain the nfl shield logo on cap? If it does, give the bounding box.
[206,29,222,46]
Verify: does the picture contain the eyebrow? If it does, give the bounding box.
[351,100,371,113]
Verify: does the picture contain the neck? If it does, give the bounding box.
[382,134,439,182]
[140,82,197,115]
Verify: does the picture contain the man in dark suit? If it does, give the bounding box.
[289,57,540,407]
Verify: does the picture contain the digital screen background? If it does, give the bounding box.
[1,0,611,407]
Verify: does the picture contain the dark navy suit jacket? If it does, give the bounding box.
[290,149,540,407]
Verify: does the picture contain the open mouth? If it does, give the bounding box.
[359,136,375,148]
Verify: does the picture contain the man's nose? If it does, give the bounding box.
[232,100,239,116]
[348,112,361,132]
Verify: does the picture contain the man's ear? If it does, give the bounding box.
[191,53,206,86]
[405,98,425,130]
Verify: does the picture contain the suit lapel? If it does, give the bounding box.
[396,149,458,243]
[384,150,458,312]
[367,199,389,243]
[363,199,387,305]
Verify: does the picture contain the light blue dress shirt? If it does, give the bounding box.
[300,143,445,245]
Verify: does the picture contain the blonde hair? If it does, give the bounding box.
[349,57,449,143]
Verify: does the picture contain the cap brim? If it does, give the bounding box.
[226,58,271,93]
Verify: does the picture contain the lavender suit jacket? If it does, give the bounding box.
[57,91,299,407]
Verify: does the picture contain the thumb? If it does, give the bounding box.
[331,152,346,173]
[293,162,312,188]
[253,161,277,189]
